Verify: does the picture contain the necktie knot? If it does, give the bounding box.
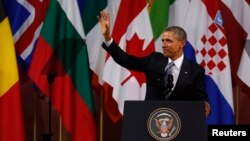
[168,61,174,68]
[165,62,174,74]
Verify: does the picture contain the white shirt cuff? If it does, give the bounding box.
[104,38,113,47]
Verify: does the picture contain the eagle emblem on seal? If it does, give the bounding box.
[147,108,181,141]
[155,117,173,137]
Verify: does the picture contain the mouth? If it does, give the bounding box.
[162,48,168,53]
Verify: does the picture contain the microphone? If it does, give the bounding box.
[167,74,173,90]
[164,74,174,99]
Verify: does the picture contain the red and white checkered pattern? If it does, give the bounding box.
[196,23,229,75]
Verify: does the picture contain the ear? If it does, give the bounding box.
[180,40,186,48]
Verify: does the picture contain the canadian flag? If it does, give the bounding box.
[86,0,155,121]
[104,0,155,114]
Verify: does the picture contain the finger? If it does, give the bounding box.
[101,11,106,20]
[103,11,109,20]
[106,12,110,21]
[98,11,105,21]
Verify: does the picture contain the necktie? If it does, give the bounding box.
[164,62,174,99]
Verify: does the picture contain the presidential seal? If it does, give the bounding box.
[147,108,181,141]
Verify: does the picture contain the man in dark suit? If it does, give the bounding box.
[98,11,210,117]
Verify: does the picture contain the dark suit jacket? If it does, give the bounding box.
[102,41,208,102]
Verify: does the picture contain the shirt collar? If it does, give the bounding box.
[169,54,184,70]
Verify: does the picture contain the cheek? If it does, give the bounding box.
[174,44,183,51]
[170,46,178,52]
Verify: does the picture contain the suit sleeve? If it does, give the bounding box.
[194,68,209,102]
[102,41,151,72]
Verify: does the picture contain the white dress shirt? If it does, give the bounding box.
[166,54,184,90]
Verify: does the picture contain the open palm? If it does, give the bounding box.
[98,11,111,40]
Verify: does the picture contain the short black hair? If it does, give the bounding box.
[164,26,187,42]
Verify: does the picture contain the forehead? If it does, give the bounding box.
[162,31,178,39]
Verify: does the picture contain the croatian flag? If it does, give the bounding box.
[169,0,235,124]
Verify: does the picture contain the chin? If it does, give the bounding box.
[163,54,169,57]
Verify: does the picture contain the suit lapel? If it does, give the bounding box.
[159,57,169,73]
[173,58,190,92]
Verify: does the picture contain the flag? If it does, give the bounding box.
[86,0,155,122]
[105,0,155,117]
[169,0,235,124]
[28,0,97,140]
[79,0,122,122]
[220,0,250,97]
[0,0,26,140]
[238,35,250,92]
[148,0,174,52]
[3,0,50,71]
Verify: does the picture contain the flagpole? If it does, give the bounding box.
[100,88,104,141]
[43,73,55,141]
[34,89,37,141]
[48,73,55,140]
[59,116,62,141]
[236,84,240,124]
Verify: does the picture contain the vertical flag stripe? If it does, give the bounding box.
[0,0,26,140]
[81,0,107,34]
[0,83,25,141]
[149,0,174,52]
[148,0,174,40]
[0,18,18,96]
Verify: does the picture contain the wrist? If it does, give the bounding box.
[104,34,112,41]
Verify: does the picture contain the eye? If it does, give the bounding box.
[161,39,167,42]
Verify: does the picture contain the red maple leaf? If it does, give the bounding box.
[121,33,155,87]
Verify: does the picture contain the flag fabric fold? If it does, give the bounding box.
[238,36,250,89]
[28,0,97,140]
[220,0,250,97]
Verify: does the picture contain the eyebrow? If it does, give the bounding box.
[161,39,172,42]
